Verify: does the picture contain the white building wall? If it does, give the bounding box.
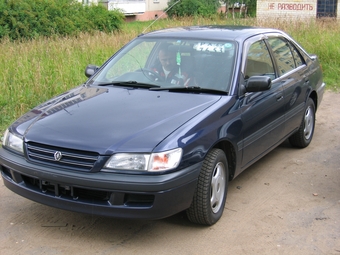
[147,0,168,11]
[107,0,146,14]
[257,0,317,19]
[127,0,169,21]
[77,0,99,4]
[100,0,168,14]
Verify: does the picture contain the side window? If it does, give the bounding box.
[245,40,275,80]
[267,37,295,76]
[289,42,305,67]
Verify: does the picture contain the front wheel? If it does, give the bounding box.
[289,98,315,148]
[186,148,228,225]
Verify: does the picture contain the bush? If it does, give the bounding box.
[166,0,220,18]
[0,0,124,40]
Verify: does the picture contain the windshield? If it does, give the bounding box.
[90,38,237,92]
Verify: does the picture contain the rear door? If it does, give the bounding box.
[266,35,310,136]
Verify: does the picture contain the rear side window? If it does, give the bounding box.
[267,37,295,76]
[289,42,305,67]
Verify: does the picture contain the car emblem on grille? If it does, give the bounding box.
[54,151,62,161]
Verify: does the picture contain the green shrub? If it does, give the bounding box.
[166,0,221,18]
[83,5,123,32]
[0,0,124,40]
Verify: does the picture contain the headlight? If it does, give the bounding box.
[105,153,151,171]
[104,148,182,172]
[2,129,24,154]
[148,148,182,171]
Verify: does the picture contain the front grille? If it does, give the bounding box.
[20,174,154,207]
[22,175,111,202]
[26,142,99,171]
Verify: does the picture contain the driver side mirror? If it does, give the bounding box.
[85,64,100,78]
[245,76,272,93]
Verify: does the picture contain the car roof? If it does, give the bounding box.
[141,26,283,41]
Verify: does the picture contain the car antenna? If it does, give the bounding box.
[142,0,181,34]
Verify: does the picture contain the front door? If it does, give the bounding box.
[240,38,285,169]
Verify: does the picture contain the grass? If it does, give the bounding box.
[0,17,339,135]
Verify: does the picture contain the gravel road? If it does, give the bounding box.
[1,91,339,255]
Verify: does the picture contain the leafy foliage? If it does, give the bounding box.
[0,0,124,40]
[166,0,221,18]
[219,0,257,17]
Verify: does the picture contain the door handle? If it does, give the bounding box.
[276,93,283,101]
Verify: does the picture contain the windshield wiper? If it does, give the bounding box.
[98,80,160,88]
[150,86,228,95]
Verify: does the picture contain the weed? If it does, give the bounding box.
[0,17,339,134]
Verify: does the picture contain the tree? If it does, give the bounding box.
[246,0,257,17]
[166,0,221,18]
[221,0,257,18]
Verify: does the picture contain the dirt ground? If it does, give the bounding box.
[0,91,339,255]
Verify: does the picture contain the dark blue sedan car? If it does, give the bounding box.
[0,26,325,225]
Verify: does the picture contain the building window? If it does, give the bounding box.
[317,0,337,18]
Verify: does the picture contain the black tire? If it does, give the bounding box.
[289,98,315,148]
[186,148,228,225]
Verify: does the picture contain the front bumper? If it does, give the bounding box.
[0,147,201,220]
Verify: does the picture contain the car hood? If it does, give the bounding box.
[13,85,222,154]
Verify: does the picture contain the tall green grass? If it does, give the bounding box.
[1,17,339,134]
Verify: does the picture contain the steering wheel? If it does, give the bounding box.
[138,68,163,82]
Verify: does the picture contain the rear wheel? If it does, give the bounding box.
[186,148,228,225]
[289,98,315,148]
